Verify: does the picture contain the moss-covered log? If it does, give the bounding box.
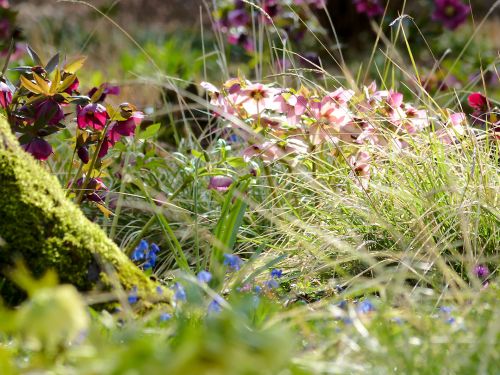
[0,117,168,305]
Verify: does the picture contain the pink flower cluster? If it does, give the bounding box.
[202,78,492,188]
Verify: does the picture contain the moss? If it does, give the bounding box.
[0,117,171,306]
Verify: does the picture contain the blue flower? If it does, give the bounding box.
[270,269,283,278]
[143,251,157,269]
[131,240,148,261]
[440,306,453,314]
[128,286,138,304]
[150,243,160,254]
[173,283,186,302]
[357,299,375,314]
[197,270,212,283]
[156,286,163,295]
[159,312,172,322]
[264,278,279,289]
[208,295,225,314]
[254,285,262,294]
[223,254,243,271]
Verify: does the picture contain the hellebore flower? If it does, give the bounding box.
[0,81,12,108]
[88,83,120,103]
[238,83,277,116]
[64,76,79,95]
[223,254,243,272]
[227,8,250,27]
[77,146,89,164]
[208,175,233,192]
[35,99,65,125]
[432,0,470,30]
[197,270,213,284]
[109,111,143,139]
[131,240,149,261]
[353,0,384,18]
[22,138,53,160]
[467,92,488,111]
[77,103,109,130]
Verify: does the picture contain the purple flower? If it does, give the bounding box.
[223,254,243,272]
[227,8,250,27]
[432,0,470,30]
[35,99,64,125]
[474,264,490,279]
[353,0,384,18]
[0,81,12,108]
[197,270,212,283]
[208,176,233,192]
[88,83,120,103]
[22,138,53,160]
[77,146,89,164]
[77,103,109,130]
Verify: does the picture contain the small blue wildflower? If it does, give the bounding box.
[143,251,157,269]
[173,283,186,302]
[223,254,243,272]
[156,286,163,295]
[357,299,375,314]
[159,312,172,322]
[337,300,348,309]
[131,240,148,261]
[197,270,212,284]
[440,306,453,314]
[270,269,283,278]
[343,317,353,325]
[446,317,456,324]
[254,285,262,294]
[264,278,279,289]
[208,295,224,314]
[128,286,138,305]
[150,243,160,254]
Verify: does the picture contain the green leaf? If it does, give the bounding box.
[137,123,161,140]
[26,45,43,66]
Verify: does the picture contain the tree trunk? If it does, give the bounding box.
[0,116,168,306]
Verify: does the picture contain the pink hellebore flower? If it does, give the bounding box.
[353,0,384,18]
[242,141,283,163]
[404,105,429,133]
[348,150,371,189]
[437,112,466,144]
[77,103,109,130]
[208,176,233,192]
[22,138,53,160]
[238,83,277,116]
[0,81,12,108]
[432,0,470,30]
[273,93,308,125]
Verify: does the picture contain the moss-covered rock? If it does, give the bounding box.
[0,117,169,306]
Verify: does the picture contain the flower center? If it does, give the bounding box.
[445,5,456,17]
